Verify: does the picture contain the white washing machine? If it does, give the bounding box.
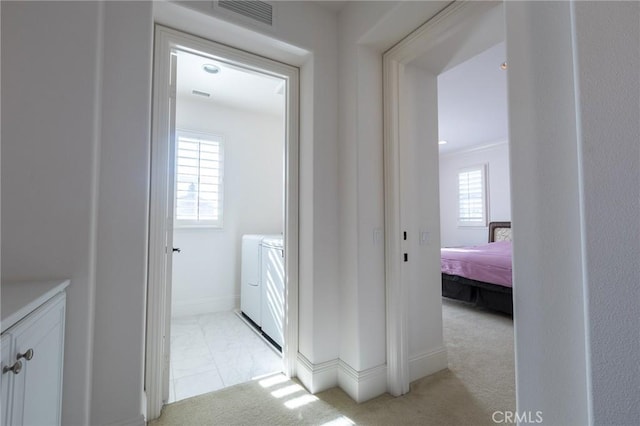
[240,235,265,326]
[260,236,285,347]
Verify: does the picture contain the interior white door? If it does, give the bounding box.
[161,51,178,404]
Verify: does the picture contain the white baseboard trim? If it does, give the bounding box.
[296,353,339,394]
[408,347,448,382]
[295,354,387,403]
[338,361,387,403]
[295,351,443,404]
[106,414,146,426]
[171,296,239,317]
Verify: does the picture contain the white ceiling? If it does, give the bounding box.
[177,40,508,155]
[437,42,508,154]
[311,0,347,13]
[176,50,285,116]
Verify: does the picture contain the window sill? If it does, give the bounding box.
[457,224,488,229]
[174,224,223,230]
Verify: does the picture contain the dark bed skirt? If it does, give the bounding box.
[442,273,513,315]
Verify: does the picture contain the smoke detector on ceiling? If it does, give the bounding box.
[203,64,221,74]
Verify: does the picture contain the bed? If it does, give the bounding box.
[441,222,513,315]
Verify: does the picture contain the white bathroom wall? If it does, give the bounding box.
[439,142,511,247]
[171,97,284,317]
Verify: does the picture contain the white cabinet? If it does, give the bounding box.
[1,280,68,426]
[1,335,12,426]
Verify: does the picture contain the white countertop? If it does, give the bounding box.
[1,279,70,332]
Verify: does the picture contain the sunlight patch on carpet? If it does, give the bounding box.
[271,384,304,398]
[259,374,289,388]
[284,394,318,409]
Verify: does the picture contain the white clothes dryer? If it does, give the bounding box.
[260,236,285,347]
[240,235,265,326]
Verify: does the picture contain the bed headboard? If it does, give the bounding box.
[489,222,512,243]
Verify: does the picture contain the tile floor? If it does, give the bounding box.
[168,310,282,403]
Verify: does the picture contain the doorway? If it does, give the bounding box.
[168,49,287,402]
[383,1,513,395]
[146,26,299,419]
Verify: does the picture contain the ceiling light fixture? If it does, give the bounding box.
[438,140,448,145]
[500,62,508,70]
[202,64,221,74]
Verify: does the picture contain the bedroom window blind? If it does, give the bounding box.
[175,131,224,228]
[458,165,487,227]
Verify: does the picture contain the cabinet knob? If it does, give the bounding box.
[2,360,22,375]
[17,348,34,361]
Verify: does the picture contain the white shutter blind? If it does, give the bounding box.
[175,133,224,227]
[458,166,486,226]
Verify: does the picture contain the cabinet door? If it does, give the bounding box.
[1,334,14,426]
[10,293,66,426]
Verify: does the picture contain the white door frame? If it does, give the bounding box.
[383,0,502,395]
[145,25,300,420]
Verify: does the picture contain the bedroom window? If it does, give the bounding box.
[457,164,487,227]
[174,131,224,228]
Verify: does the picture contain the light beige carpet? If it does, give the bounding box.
[149,299,515,425]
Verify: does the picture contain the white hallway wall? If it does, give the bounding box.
[172,98,284,317]
[2,3,108,424]
[439,142,511,247]
[337,0,503,400]
[507,1,640,424]
[572,3,640,422]
[403,64,447,383]
[340,0,640,422]
[4,1,637,424]
[337,0,449,386]
[147,1,640,423]
[2,0,338,424]
[2,2,153,425]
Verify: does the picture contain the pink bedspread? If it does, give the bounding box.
[440,241,513,288]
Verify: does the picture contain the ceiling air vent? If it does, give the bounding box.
[217,1,273,27]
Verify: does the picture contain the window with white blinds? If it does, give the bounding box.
[175,131,224,227]
[458,165,487,227]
